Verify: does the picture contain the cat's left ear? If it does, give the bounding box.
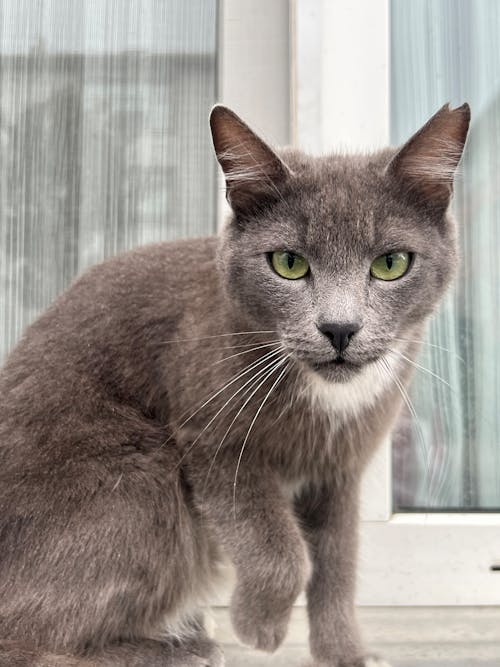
[386,103,470,210]
[210,105,292,214]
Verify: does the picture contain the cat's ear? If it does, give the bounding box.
[386,103,470,210]
[210,105,292,213]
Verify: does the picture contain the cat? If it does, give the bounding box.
[0,101,469,667]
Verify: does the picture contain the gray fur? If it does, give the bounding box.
[0,103,470,666]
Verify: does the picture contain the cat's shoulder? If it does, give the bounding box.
[65,236,220,295]
[97,236,219,273]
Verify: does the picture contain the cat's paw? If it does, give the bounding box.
[231,608,289,652]
[229,581,292,652]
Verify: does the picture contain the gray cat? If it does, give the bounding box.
[0,102,470,667]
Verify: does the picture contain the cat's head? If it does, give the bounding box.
[211,104,470,383]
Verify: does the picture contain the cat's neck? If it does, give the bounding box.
[300,359,394,420]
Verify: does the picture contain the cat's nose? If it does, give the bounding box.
[318,322,361,353]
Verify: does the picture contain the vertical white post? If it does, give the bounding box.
[217,0,292,229]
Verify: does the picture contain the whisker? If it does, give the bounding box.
[203,354,289,496]
[391,337,469,503]
[388,349,456,503]
[159,330,276,345]
[174,350,286,468]
[213,342,281,365]
[392,337,465,363]
[388,348,453,390]
[216,340,281,350]
[233,359,291,519]
[173,347,285,434]
[378,357,433,501]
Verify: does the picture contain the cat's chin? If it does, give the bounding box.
[308,358,363,383]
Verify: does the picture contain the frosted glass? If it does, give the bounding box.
[0,0,218,361]
[391,0,500,510]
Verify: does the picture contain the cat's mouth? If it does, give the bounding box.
[309,356,362,381]
[312,356,346,368]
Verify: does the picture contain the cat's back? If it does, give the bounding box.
[1,236,220,370]
[35,235,220,328]
[0,236,222,457]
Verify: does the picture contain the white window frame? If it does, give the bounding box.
[217,0,500,606]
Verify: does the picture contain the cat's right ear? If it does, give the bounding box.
[386,103,470,211]
[210,105,292,214]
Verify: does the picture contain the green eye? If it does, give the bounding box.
[370,252,411,281]
[271,251,309,280]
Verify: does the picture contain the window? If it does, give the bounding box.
[391,0,500,511]
[0,0,218,361]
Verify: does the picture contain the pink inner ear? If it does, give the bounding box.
[388,103,470,208]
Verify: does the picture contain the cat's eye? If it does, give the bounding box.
[270,251,310,280]
[370,252,411,281]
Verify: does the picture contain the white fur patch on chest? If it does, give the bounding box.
[304,355,394,421]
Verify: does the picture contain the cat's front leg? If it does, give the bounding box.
[296,480,391,667]
[189,458,311,652]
